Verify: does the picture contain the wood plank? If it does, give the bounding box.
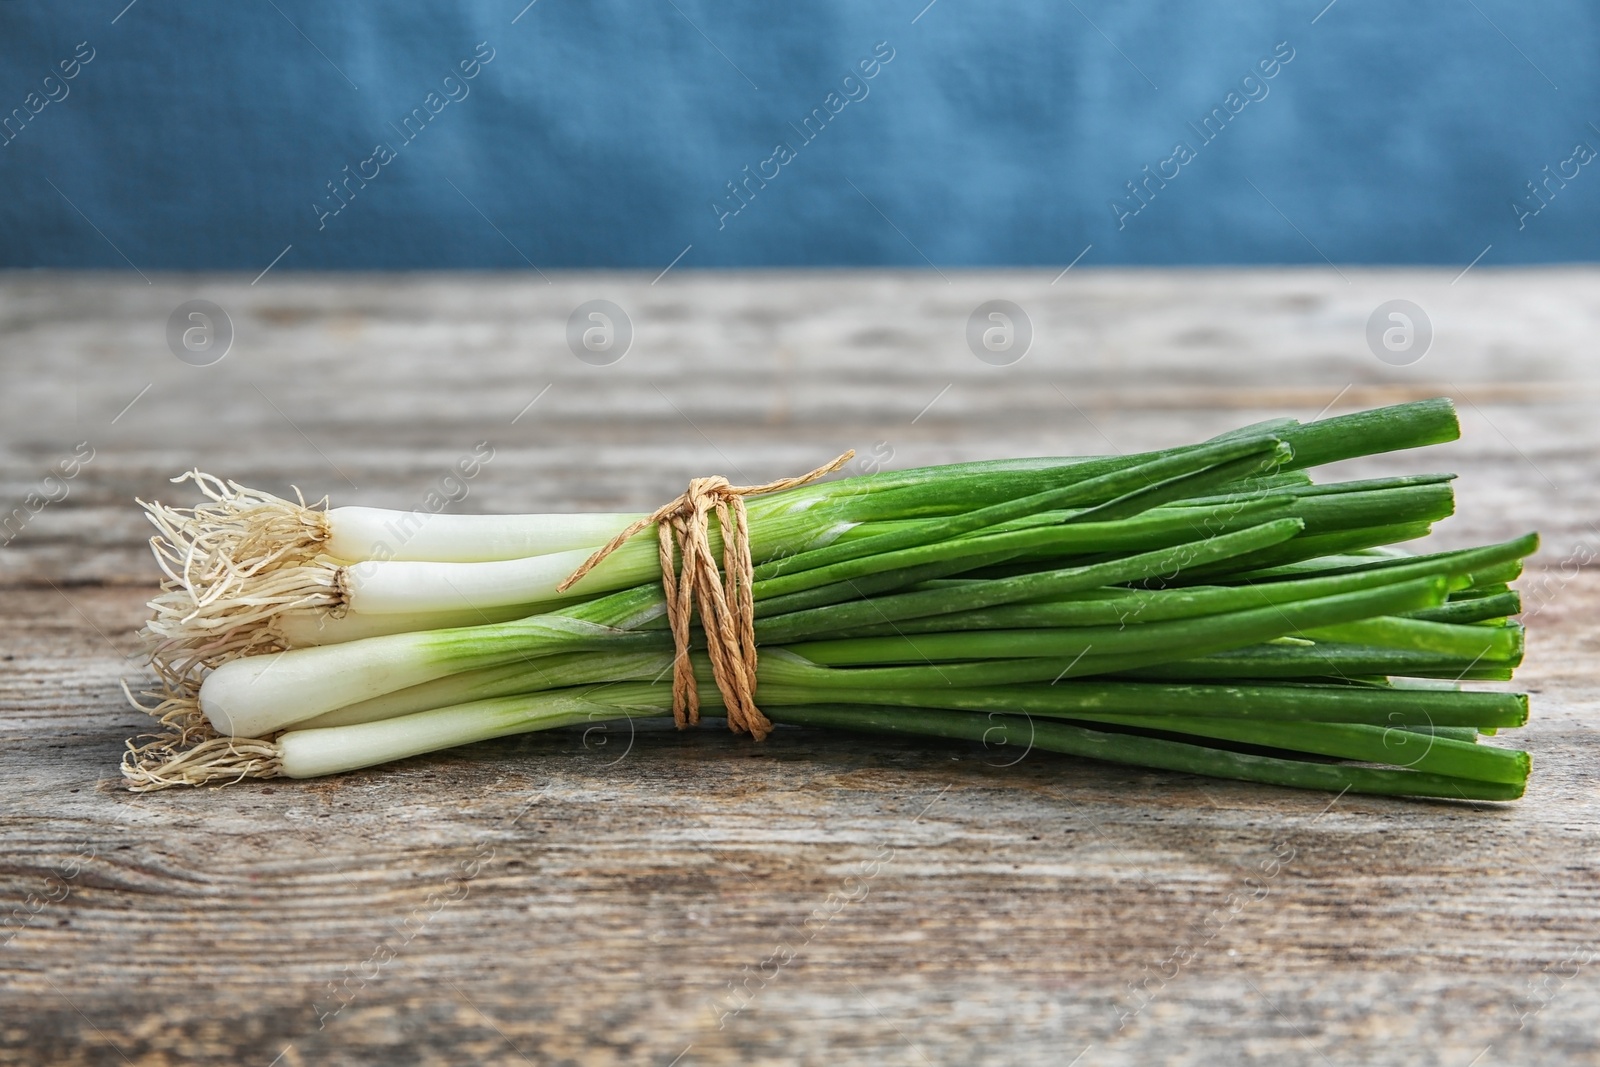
[1,269,1596,1066]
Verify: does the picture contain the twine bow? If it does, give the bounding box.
[556,451,854,740]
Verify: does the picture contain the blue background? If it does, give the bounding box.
[1,1,1596,271]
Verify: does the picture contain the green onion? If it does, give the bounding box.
[248,685,1522,801]
[124,398,1540,803]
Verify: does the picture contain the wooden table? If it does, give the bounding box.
[2,269,1597,1066]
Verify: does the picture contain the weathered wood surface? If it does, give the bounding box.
[1,269,1597,1066]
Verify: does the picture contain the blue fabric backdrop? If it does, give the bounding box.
[1,1,1596,270]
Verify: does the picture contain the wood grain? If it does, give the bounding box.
[1,269,1597,1066]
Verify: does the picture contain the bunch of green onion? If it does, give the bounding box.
[124,398,1536,802]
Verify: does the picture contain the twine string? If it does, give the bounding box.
[556,452,854,740]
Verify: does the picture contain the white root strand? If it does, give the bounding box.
[139,558,342,691]
[121,678,209,743]
[120,678,281,791]
[122,734,282,791]
[141,470,331,592]
[138,471,340,689]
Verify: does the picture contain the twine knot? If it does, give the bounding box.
[557,452,853,740]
